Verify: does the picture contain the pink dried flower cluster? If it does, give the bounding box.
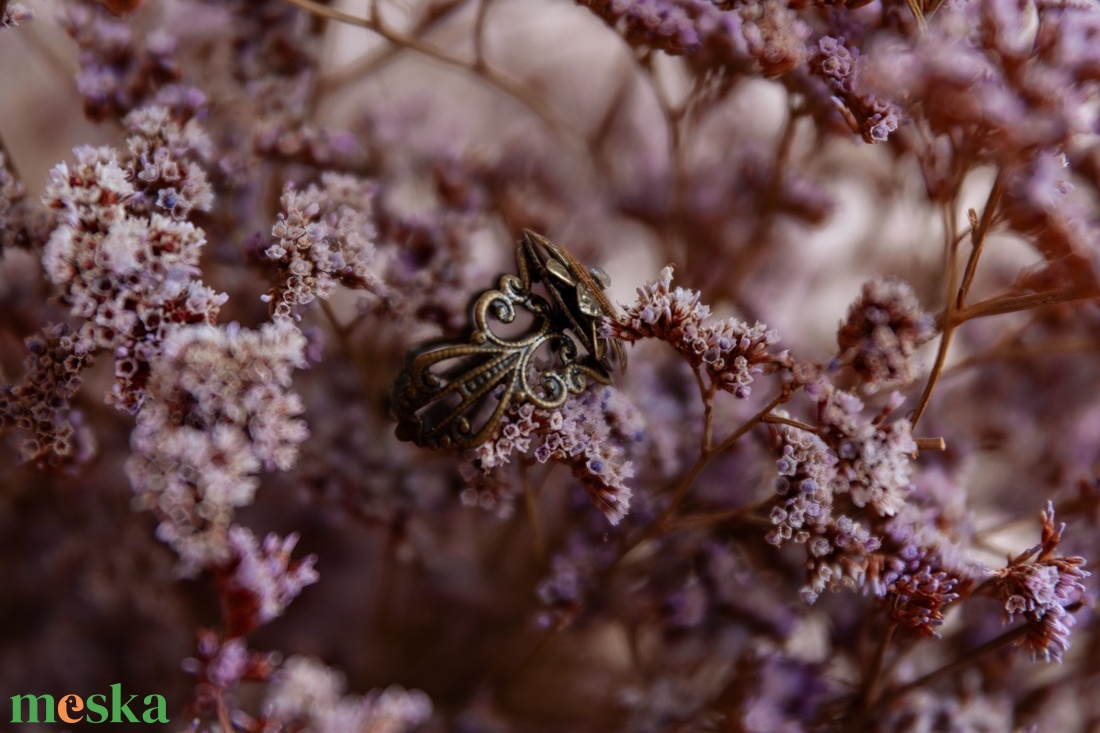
[0,324,93,465]
[4,0,1100,729]
[0,150,30,251]
[264,173,381,320]
[469,386,636,524]
[812,36,902,143]
[263,656,432,733]
[127,320,308,574]
[1,2,33,28]
[609,265,791,398]
[766,384,922,602]
[218,527,319,636]
[42,105,223,413]
[993,502,1090,662]
[837,277,936,388]
[63,2,181,121]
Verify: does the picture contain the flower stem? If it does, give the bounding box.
[888,624,1030,699]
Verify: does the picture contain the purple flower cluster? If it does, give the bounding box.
[993,503,1090,661]
[610,265,791,398]
[837,277,936,388]
[42,105,223,413]
[264,174,380,320]
[471,386,636,524]
[813,36,902,143]
[0,324,92,465]
[127,320,308,574]
[4,0,1100,728]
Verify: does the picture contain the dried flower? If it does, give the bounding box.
[0,324,93,465]
[1,2,33,27]
[265,656,432,733]
[42,107,222,412]
[992,502,1090,662]
[473,386,635,523]
[218,526,319,636]
[838,277,935,388]
[127,320,308,574]
[264,173,380,320]
[609,265,791,398]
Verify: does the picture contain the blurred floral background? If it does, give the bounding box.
[1,0,1099,729]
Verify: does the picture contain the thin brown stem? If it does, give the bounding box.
[652,392,788,529]
[518,459,545,564]
[904,0,927,27]
[319,299,353,355]
[914,437,946,451]
[317,0,471,96]
[693,368,716,452]
[215,691,233,733]
[281,0,588,156]
[638,53,688,265]
[943,337,1100,377]
[956,170,1004,310]
[911,202,961,427]
[722,97,803,295]
[709,393,787,457]
[664,496,776,532]
[887,625,1030,700]
[954,289,1097,323]
[472,0,495,68]
[762,412,816,433]
[860,621,898,711]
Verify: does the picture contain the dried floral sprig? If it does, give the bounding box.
[263,173,381,320]
[470,386,635,524]
[0,324,93,466]
[0,1,32,27]
[216,526,319,637]
[608,265,791,399]
[262,656,432,733]
[42,105,223,413]
[0,150,30,251]
[837,277,936,389]
[127,320,309,574]
[992,502,1090,662]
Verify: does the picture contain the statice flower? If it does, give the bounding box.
[0,324,93,465]
[63,1,181,120]
[182,631,279,713]
[993,502,1090,662]
[766,384,922,602]
[127,320,309,574]
[219,526,319,636]
[888,566,962,638]
[837,277,935,388]
[42,106,223,412]
[264,173,380,319]
[812,36,903,144]
[577,0,702,55]
[471,386,635,524]
[609,265,790,398]
[126,104,215,219]
[817,387,918,517]
[736,0,811,77]
[264,656,432,733]
[768,423,838,545]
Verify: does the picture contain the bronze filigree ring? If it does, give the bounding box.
[392,230,625,450]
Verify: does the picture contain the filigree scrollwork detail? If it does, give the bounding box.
[392,230,624,449]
